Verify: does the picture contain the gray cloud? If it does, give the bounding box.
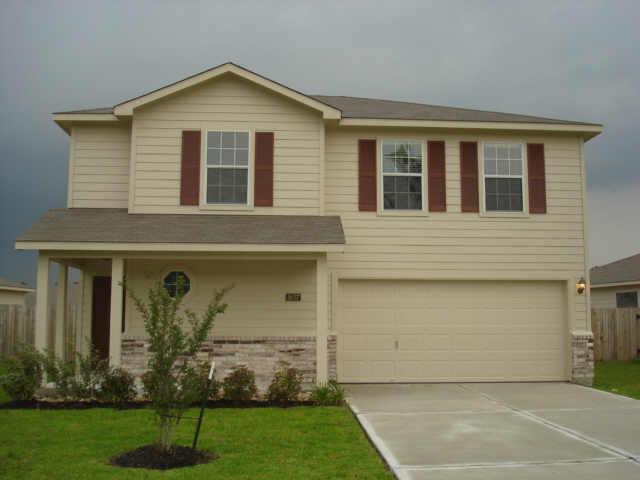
[1,0,639,284]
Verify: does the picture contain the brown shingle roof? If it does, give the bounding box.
[311,95,599,126]
[590,253,640,286]
[17,209,345,245]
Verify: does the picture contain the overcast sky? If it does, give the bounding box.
[1,0,639,286]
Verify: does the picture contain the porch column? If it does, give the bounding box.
[54,263,68,359]
[78,270,93,356]
[315,254,328,384]
[109,257,124,366]
[34,253,50,353]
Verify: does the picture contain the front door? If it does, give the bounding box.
[91,276,111,360]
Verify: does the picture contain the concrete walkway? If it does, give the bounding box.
[346,383,640,479]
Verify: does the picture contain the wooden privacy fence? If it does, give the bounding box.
[0,304,79,360]
[591,308,640,361]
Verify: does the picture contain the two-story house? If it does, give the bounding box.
[16,63,602,390]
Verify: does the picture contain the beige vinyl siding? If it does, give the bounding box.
[591,285,640,309]
[124,259,316,337]
[0,290,29,306]
[69,125,130,208]
[131,74,322,214]
[324,128,589,331]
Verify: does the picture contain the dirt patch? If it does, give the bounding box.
[110,444,214,470]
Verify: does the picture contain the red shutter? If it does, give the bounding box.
[427,141,446,212]
[460,142,479,212]
[254,132,274,207]
[527,143,547,214]
[358,139,377,211]
[180,130,201,206]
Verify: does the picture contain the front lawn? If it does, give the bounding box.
[0,406,392,479]
[593,360,640,400]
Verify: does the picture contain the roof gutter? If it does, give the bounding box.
[590,280,640,289]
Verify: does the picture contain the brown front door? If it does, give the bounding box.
[92,276,111,360]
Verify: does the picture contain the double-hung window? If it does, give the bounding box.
[206,131,249,204]
[484,143,524,212]
[382,140,423,210]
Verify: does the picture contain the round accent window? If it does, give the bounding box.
[163,271,191,297]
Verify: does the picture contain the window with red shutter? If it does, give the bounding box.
[527,143,547,213]
[180,130,201,206]
[460,142,479,212]
[428,141,446,212]
[358,139,377,211]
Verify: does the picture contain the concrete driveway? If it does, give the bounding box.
[346,383,640,479]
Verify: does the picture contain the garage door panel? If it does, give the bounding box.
[337,280,567,382]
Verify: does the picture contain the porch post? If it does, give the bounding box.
[54,263,68,359]
[108,257,124,366]
[78,270,93,356]
[34,253,50,353]
[316,254,328,384]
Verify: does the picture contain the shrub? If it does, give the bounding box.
[99,367,136,405]
[310,380,345,406]
[267,362,302,404]
[180,361,220,404]
[69,349,109,400]
[0,345,44,401]
[223,366,257,403]
[126,276,230,452]
[41,353,76,399]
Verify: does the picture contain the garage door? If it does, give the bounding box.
[337,280,567,382]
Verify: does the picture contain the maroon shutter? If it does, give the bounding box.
[358,139,377,211]
[254,132,274,207]
[460,142,479,212]
[180,130,201,206]
[527,143,547,213]
[427,141,446,212]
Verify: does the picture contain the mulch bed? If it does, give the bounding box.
[0,398,314,410]
[110,444,214,470]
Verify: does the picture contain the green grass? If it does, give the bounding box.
[593,360,640,400]
[0,406,392,479]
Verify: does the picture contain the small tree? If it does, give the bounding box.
[126,277,230,452]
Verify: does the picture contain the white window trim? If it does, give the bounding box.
[479,140,530,218]
[376,138,428,217]
[200,128,254,211]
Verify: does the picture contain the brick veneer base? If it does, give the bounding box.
[571,332,594,386]
[122,335,338,394]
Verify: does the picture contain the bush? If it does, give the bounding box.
[223,366,257,403]
[267,363,302,404]
[180,361,220,404]
[99,367,136,405]
[310,380,345,406]
[0,345,44,401]
[41,354,76,398]
[69,349,109,400]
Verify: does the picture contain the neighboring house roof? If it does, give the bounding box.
[590,253,640,287]
[0,278,34,292]
[16,209,345,247]
[52,62,602,137]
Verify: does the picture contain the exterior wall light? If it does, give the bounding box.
[576,277,586,294]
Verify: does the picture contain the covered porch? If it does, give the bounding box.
[16,209,345,390]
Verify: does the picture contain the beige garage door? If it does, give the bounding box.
[337,280,567,382]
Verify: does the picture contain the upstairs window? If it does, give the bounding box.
[206,131,249,204]
[484,143,523,212]
[382,140,423,210]
[616,291,638,308]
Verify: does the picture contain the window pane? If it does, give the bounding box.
[208,131,221,148]
[221,132,235,148]
[497,159,509,175]
[510,159,522,175]
[221,149,234,166]
[236,149,248,166]
[510,195,523,211]
[408,193,421,209]
[384,193,396,209]
[395,193,409,209]
[484,145,497,160]
[485,178,523,212]
[616,292,638,308]
[383,176,394,192]
[396,157,409,173]
[497,145,508,159]
[207,166,248,204]
[383,158,395,172]
[383,143,395,157]
[509,145,521,159]
[485,178,496,194]
[220,186,234,203]
[235,186,247,203]
[207,168,220,186]
[236,132,249,148]
[409,143,421,156]
[409,177,421,193]
[497,196,510,210]
[484,159,496,175]
[409,157,422,173]
[207,148,220,166]
[206,186,220,203]
[486,194,497,211]
[396,176,409,192]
